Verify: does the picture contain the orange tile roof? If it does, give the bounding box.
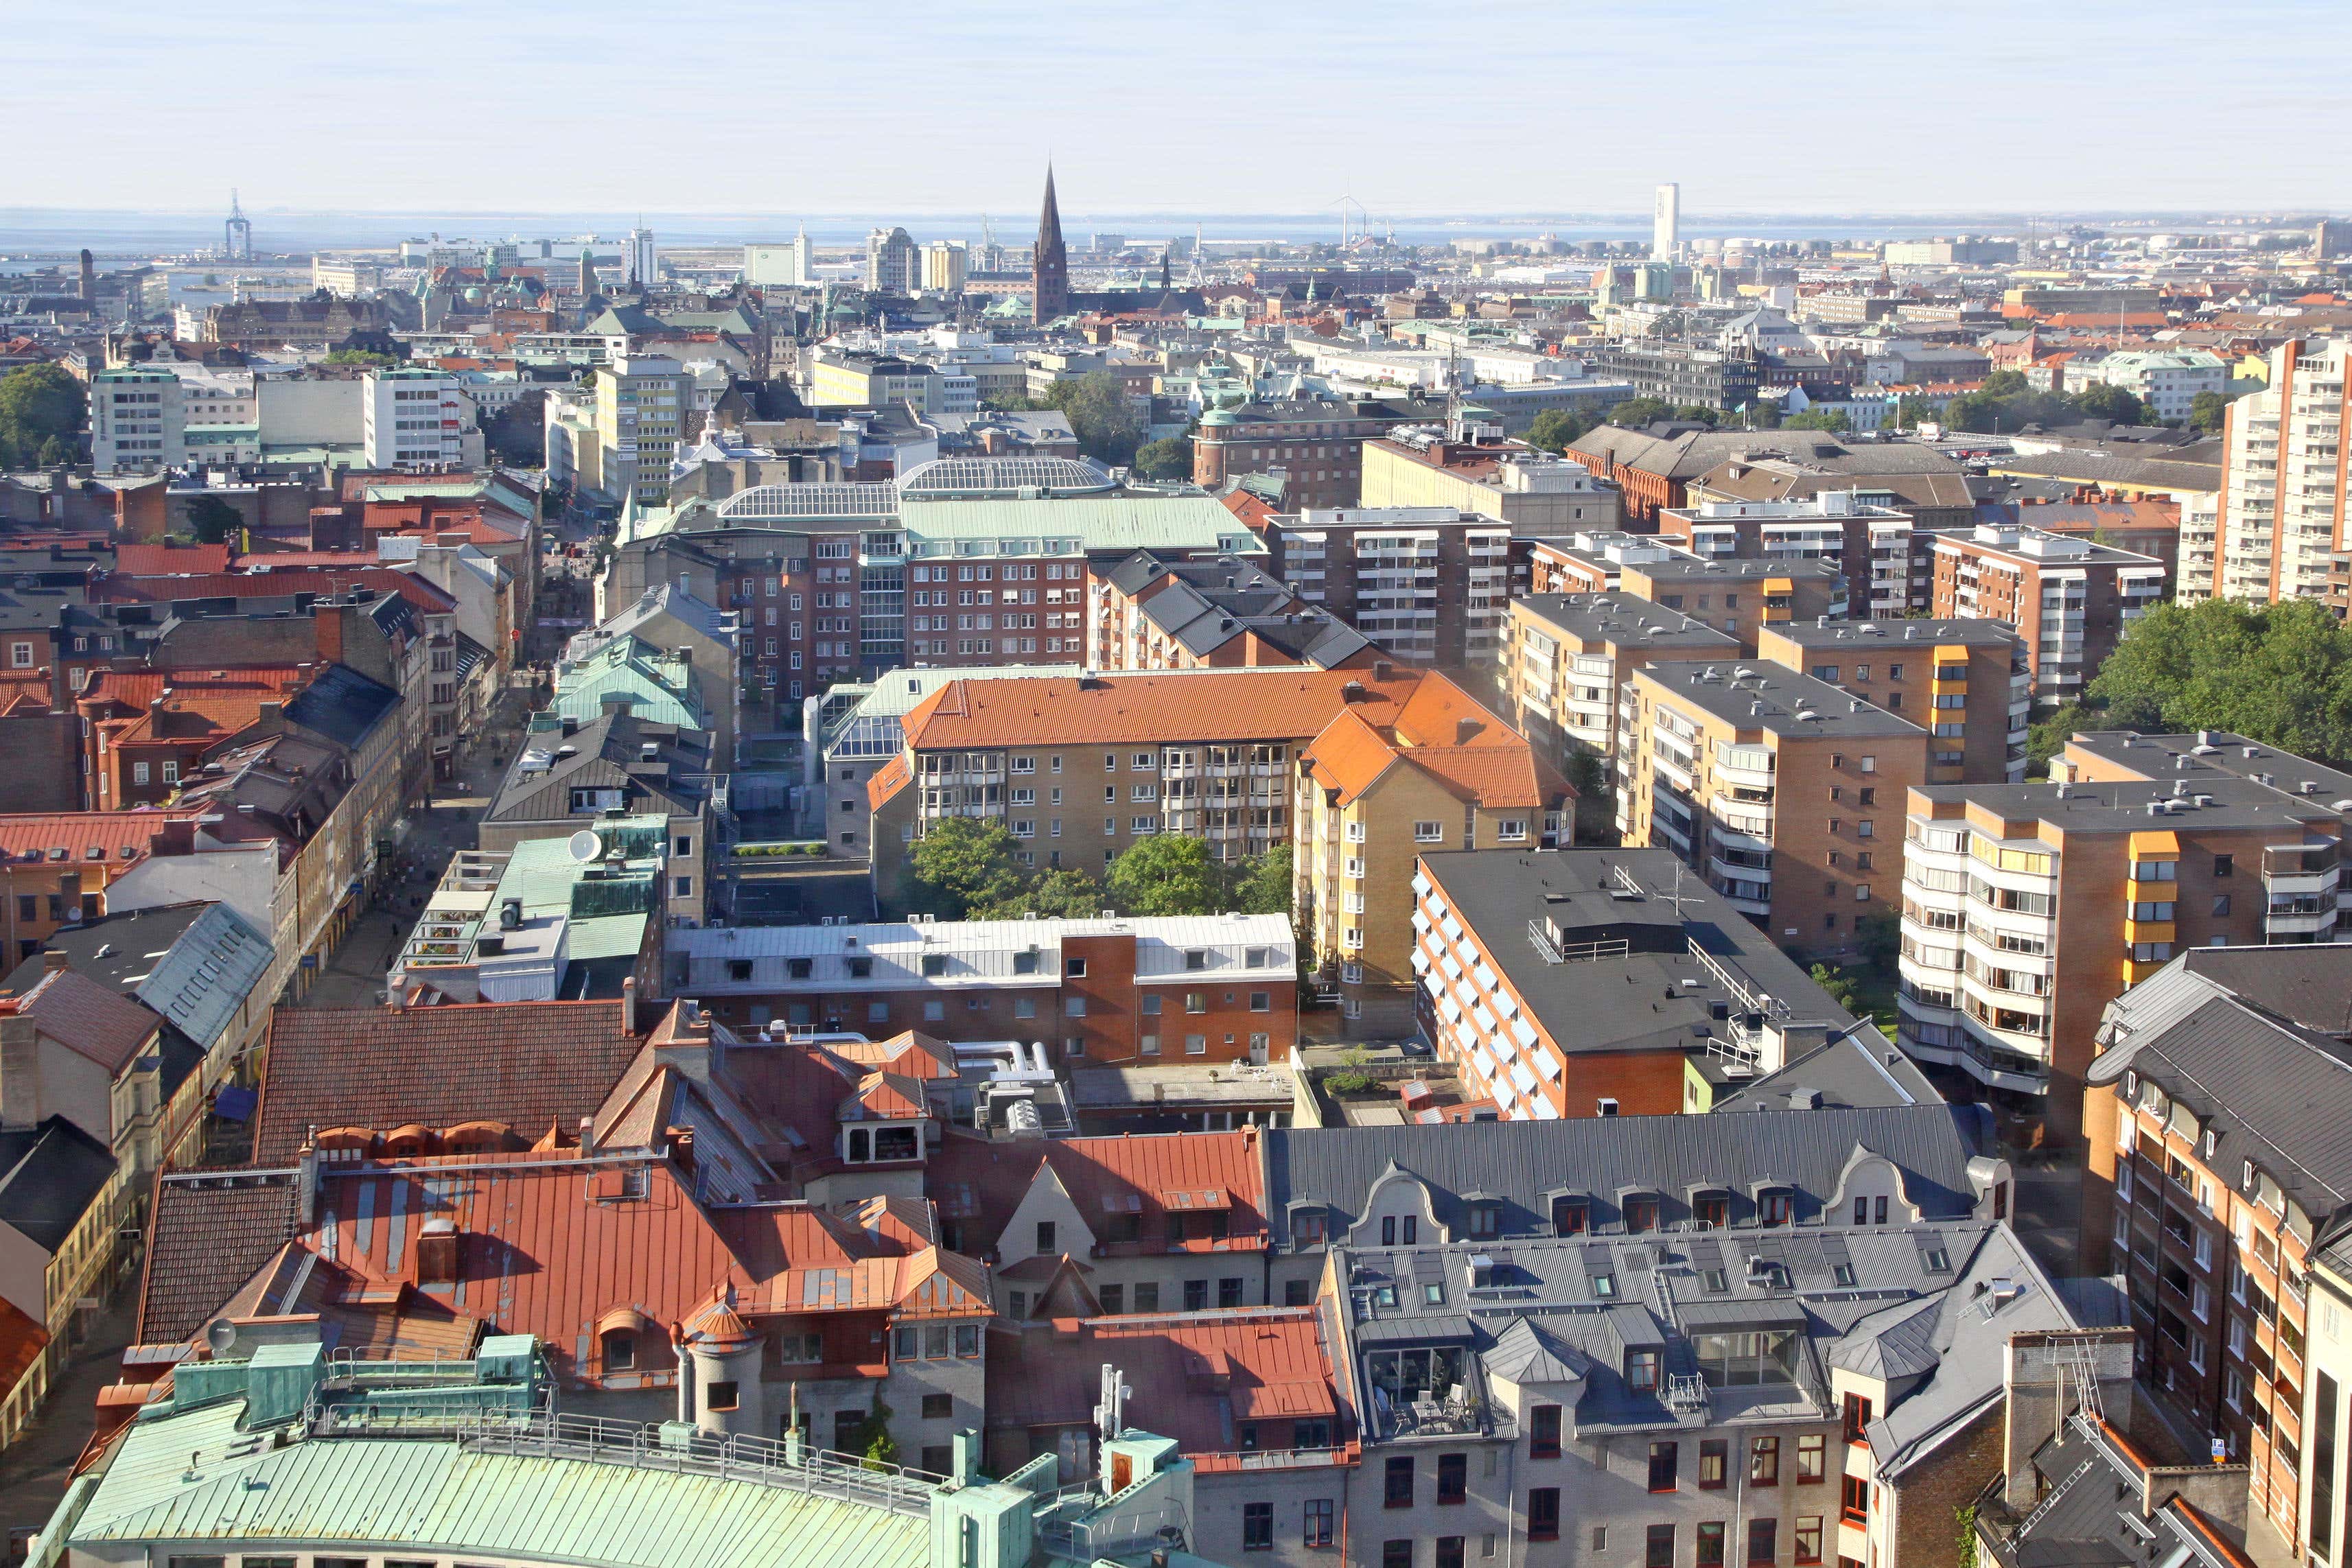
[86,666,314,745]
[1301,670,1572,810]
[113,543,233,575]
[0,810,202,869]
[867,751,911,812]
[0,1296,49,1403]
[929,1128,1268,1256]
[901,667,1423,751]
[0,673,51,714]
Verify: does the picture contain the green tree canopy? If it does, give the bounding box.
[2188,389,2233,434]
[181,493,244,546]
[0,363,86,467]
[1132,434,1192,480]
[1782,409,1850,432]
[997,372,1145,466]
[323,348,400,368]
[1231,844,1294,916]
[1940,373,2150,435]
[903,818,1030,920]
[1106,833,1223,916]
[1603,396,1675,429]
[2084,598,2352,766]
[1524,408,1599,454]
[971,867,1106,920]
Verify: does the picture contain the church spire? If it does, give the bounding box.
[1032,163,1069,326]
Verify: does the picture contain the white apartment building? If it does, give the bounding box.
[2209,338,2350,605]
[866,226,918,294]
[361,368,478,471]
[87,366,181,473]
[2061,349,2228,423]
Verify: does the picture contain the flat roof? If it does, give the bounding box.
[1640,659,1928,739]
[1626,555,1846,583]
[1910,775,2340,835]
[1760,617,2024,649]
[1512,592,1740,651]
[2065,730,2352,805]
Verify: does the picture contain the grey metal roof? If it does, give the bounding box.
[3,901,270,1052]
[0,1115,117,1254]
[1511,593,1740,651]
[283,664,399,750]
[491,712,712,823]
[1643,658,1928,739]
[2062,729,2352,808]
[1263,1101,1991,1247]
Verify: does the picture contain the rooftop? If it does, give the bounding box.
[1639,659,1929,740]
[898,665,1427,751]
[1512,592,1741,650]
[2062,729,2352,806]
[1910,775,2340,836]
[1758,617,2025,650]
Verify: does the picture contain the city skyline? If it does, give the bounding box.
[18,0,2352,218]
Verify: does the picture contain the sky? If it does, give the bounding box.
[14,0,2352,222]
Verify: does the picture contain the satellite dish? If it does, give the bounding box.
[567,830,602,864]
[205,1318,237,1358]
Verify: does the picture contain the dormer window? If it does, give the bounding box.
[1694,1194,1730,1230]
[848,957,873,978]
[603,1331,636,1371]
[921,954,947,977]
[1623,1196,1659,1235]
[1552,1198,1587,1237]
[1293,1210,1328,1247]
[1758,1190,1794,1228]
[1467,1201,1502,1239]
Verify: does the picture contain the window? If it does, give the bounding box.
[1593,1528,1609,1554]
[1530,1403,1562,1458]
[1748,1519,1778,1567]
[1794,1520,1821,1567]
[1648,1525,1677,1568]
[603,1331,637,1370]
[1385,1545,1413,1568]
[1414,820,1445,843]
[1840,1475,1869,1523]
[1221,1277,1244,1309]
[1625,1195,1659,1233]
[1700,1438,1728,1488]
[1649,1440,1679,1491]
[1438,1539,1465,1568]
[1066,957,1087,976]
[1552,1198,1587,1236]
[1036,1221,1056,1253]
[1438,1451,1467,1503]
[1797,1434,1826,1482]
[1699,1523,1726,1568]
[1185,1279,1208,1311]
[1696,1195,1730,1230]
[1841,1392,1872,1443]
[1527,1488,1560,1541]
[706,1380,740,1412]
[1386,1455,1415,1507]
[2213,854,2233,878]
[1244,1503,1273,1552]
[1750,1436,1780,1486]
[1305,1499,1335,1548]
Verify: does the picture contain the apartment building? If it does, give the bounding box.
[2085,945,2352,1552]
[593,353,693,505]
[808,351,942,414]
[1292,674,1570,1033]
[1191,399,1403,508]
[1529,541,1849,657]
[1411,849,1942,1120]
[1358,425,1622,534]
[1653,492,1920,617]
[1894,747,2349,1140]
[868,665,1428,900]
[1623,662,1929,953]
[2062,349,2229,424]
[1242,505,1522,666]
[2206,338,2351,605]
[359,366,479,471]
[1092,551,1373,671]
[1754,618,2031,784]
[669,913,1296,1068]
[2303,1216,2352,1568]
[1500,594,1738,799]
[1930,524,2167,704]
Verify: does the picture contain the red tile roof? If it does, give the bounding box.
[4,968,161,1073]
[135,1169,301,1345]
[95,567,455,614]
[252,1001,642,1163]
[928,1130,1268,1256]
[986,1309,1342,1463]
[901,667,1425,751]
[0,810,203,869]
[1301,670,1572,810]
[0,1296,49,1403]
[113,543,232,575]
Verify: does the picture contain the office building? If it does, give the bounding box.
[866,224,918,294]
[1653,181,1680,261]
[743,229,815,286]
[2085,946,2352,1551]
[1754,618,2031,784]
[1501,593,1738,800]
[1622,662,1929,951]
[1894,730,2352,1138]
[808,350,943,414]
[2207,338,2351,605]
[625,223,657,288]
[2060,349,2228,424]
[1410,848,1943,1119]
[359,366,475,471]
[920,239,970,294]
[1929,524,2166,704]
[1292,673,1570,1033]
[669,913,1297,1069]
[1192,401,1404,509]
[592,353,693,505]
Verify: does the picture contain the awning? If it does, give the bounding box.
[594,1306,653,1337]
[211,1085,258,1122]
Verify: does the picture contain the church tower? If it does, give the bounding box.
[1032,165,1069,325]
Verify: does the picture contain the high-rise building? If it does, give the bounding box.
[1652,182,1679,263]
[625,225,657,290]
[864,226,917,294]
[361,367,474,471]
[1929,524,2167,704]
[2205,338,2351,605]
[919,239,968,294]
[590,353,691,504]
[1032,166,1069,324]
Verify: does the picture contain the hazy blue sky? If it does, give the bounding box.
[21,0,2352,218]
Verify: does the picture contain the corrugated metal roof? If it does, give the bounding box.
[132,900,273,1051]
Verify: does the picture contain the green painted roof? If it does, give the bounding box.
[495,833,660,961]
[71,1414,932,1568]
[552,636,710,730]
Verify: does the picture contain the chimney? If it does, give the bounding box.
[40,950,69,976]
[579,1114,598,1158]
[1455,716,1481,745]
[414,1217,458,1285]
[1372,658,1394,681]
[0,1003,40,1130]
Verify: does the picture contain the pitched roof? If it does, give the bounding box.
[7,966,163,1074]
[928,1129,1269,1256]
[0,1114,116,1255]
[0,810,203,870]
[94,567,456,615]
[901,665,1425,751]
[1301,672,1570,810]
[252,1001,642,1163]
[111,543,233,575]
[135,1169,302,1345]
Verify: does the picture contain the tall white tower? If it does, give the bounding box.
[1652,183,1680,263]
[625,224,657,290]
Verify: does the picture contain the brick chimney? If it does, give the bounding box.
[0,1000,40,1130]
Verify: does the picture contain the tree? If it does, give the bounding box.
[1024,371,1144,467]
[904,819,1029,920]
[1231,845,1294,915]
[182,494,244,546]
[323,347,400,368]
[1524,408,1598,455]
[1132,434,1192,480]
[2025,702,2087,778]
[1106,833,1222,916]
[857,1394,899,1471]
[1809,962,1861,1012]
[1782,410,1850,433]
[2073,382,2150,427]
[1603,396,1675,429]
[2188,390,2233,434]
[973,867,1106,920]
[0,363,86,467]
[2084,597,2352,767]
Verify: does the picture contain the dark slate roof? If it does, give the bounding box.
[2091,950,2352,1227]
[134,1168,301,1345]
[1990,1420,2254,1568]
[0,1115,116,1254]
[1262,1102,1991,1246]
[489,711,712,824]
[2061,729,2352,810]
[283,663,399,749]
